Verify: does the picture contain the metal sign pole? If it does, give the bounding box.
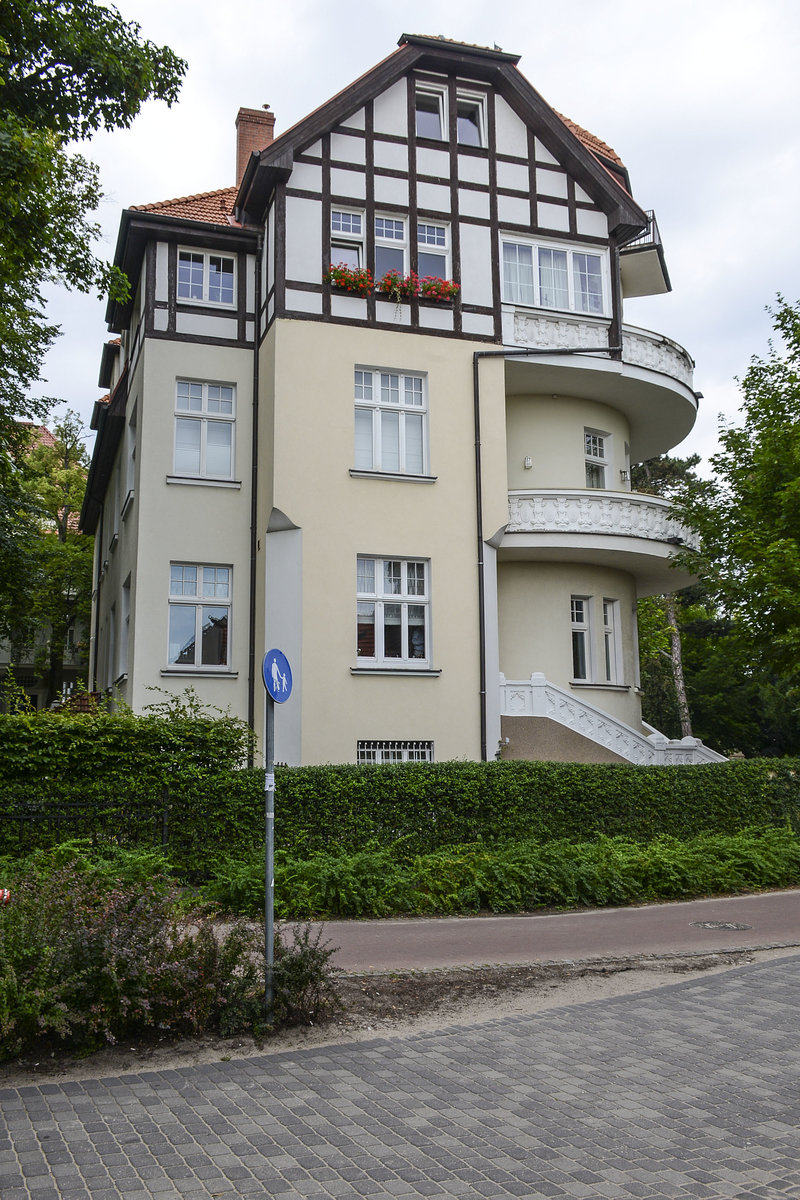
[265,693,275,1020]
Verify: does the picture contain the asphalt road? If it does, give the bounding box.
[315,888,800,971]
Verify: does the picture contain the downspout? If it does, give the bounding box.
[247,234,263,764]
[472,343,623,760]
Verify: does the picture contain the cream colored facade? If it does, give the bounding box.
[82,35,724,765]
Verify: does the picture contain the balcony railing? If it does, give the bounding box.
[622,209,662,252]
[506,489,697,549]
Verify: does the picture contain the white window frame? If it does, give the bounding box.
[570,595,591,682]
[331,208,365,269]
[357,740,434,763]
[501,237,609,316]
[177,249,236,307]
[167,563,232,671]
[374,214,407,280]
[584,428,608,489]
[356,557,430,668]
[174,380,236,480]
[354,368,428,476]
[417,222,450,279]
[602,598,622,684]
[414,86,486,148]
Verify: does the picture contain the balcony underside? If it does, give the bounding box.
[498,533,694,596]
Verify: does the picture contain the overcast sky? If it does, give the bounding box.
[37,0,800,469]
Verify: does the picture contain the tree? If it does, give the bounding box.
[0,1,186,449]
[677,297,800,681]
[5,412,94,705]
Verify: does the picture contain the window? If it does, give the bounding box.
[502,240,608,315]
[456,95,484,146]
[331,209,363,269]
[584,429,607,489]
[354,369,426,474]
[357,740,433,763]
[602,599,621,684]
[168,564,231,669]
[375,215,406,278]
[357,557,429,666]
[417,222,449,277]
[571,596,590,681]
[415,87,485,147]
[177,250,235,305]
[415,90,444,139]
[174,380,235,478]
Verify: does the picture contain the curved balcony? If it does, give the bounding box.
[501,310,698,460]
[500,489,697,595]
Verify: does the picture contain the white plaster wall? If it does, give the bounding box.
[290,161,323,192]
[536,169,568,198]
[498,195,531,226]
[497,160,530,192]
[340,108,365,130]
[537,203,570,233]
[331,131,366,164]
[375,175,409,206]
[458,155,489,186]
[576,209,609,238]
[497,559,640,726]
[255,320,508,764]
[534,138,559,165]
[459,190,490,220]
[374,140,409,171]
[505,394,631,492]
[155,243,169,302]
[331,166,365,198]
[285,195,322,283]
[175,313,238,339]
[373,80,408,136]
[417,147,450,178]
[417,181,451,212]
[459,223,494,307]
[494,97,529,157]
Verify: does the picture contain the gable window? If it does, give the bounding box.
[417,222,449,277]
[331,209,363,269]
[354,368,426,475]
[357,740,434,763]
[375,215,406,278]
[174,380,235,479]
[502,239,608,316]
[415,90,444,139]
[571,596,591,681]
[168,564,230,669]
[357,557,429,666]
[456,95,484,147]
[584,429,607,489]
[178,250,235,305]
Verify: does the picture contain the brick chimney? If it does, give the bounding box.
[236,106,276,186]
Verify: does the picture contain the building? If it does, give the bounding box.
[81,34,723,766]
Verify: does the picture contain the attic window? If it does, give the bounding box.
[416,90,444,140]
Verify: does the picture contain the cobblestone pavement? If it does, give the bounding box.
[2,955,799,1200]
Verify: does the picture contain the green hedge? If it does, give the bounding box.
[2,742,800,877]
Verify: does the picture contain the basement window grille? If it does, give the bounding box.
[357,739,434,764]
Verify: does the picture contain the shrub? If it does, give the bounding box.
[0,854,341,1060]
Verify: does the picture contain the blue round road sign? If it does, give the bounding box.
[262,649,293,703]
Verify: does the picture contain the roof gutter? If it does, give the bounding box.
[472,343,623,761]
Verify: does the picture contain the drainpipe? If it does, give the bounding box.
[247,234,263,764]
[472,343,623,760]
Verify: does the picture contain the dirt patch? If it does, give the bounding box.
[2,945,795,1088]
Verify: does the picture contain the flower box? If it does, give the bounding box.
[376,270,460,303]
[325,263,374,297]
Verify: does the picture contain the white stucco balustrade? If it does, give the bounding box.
[507,489,695,545]
[500,673,726,765]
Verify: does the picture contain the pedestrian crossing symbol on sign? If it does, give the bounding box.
[262,649,292,703]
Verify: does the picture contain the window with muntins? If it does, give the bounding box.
[177,250,235,305]
[168,564,231,669]
[584,429,607,489]
[375,215,406,278]
[354,369,426,475]
[571,596,590,681]
[331,209,363,269]
[502,240,608,315]
[602,598,621,684]
[357,557,429,666]
[417,222,449,277]
[174,381,235,478]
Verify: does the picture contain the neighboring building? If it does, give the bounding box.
[81,34,723,765]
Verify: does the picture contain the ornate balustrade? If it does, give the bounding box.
[506,489,697,548]
[500,673,726,765]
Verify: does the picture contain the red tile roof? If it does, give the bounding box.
[130,186,238,225]
[20,422,57,449]
[554,111,623,167]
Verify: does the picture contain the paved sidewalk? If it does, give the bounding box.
[2,953,800,1199]
[319,888,800,971]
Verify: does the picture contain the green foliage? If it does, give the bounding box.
[200,827,800,919]
[0,848,342,1059]
[676,297,800,681]
[0,0,185,470]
